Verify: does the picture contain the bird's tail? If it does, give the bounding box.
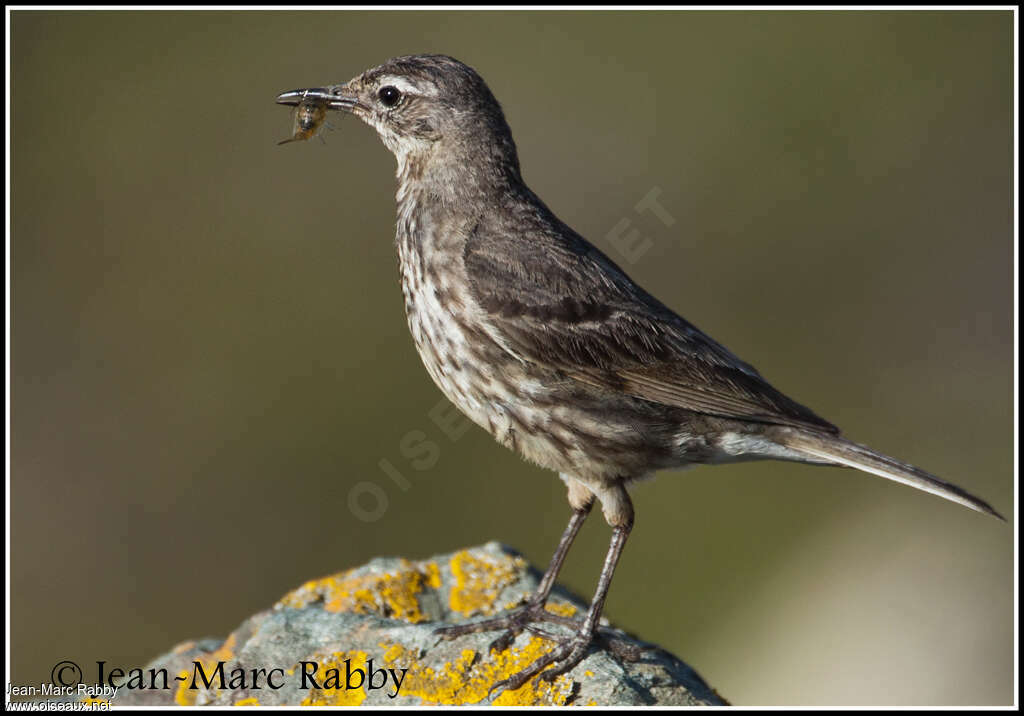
[771,428,1004,520]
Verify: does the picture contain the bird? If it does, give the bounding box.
[276,54,1003,694]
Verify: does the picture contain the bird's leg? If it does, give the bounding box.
[486,488,635,697]
[433,498,593,652]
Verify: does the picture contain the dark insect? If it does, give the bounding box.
[278,96,329,145]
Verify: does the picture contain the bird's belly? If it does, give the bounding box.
[402,276,683,480]
[401,275,498,432]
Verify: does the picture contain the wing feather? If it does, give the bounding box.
[464,207,837,433]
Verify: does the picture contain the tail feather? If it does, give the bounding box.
[775,429,1004,520]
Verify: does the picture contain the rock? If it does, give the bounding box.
[110,543,726,706]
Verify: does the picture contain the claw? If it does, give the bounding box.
[433,623,478,640]
[434,604,600,698]
[488,649,562,700]
[487,630,516,654]
[433,602,582,652]
[538,642,589,683]
[524,624,562,641]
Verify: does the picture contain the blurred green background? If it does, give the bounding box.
[10,10,1013,706]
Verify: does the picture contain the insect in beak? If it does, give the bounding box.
[277,92,330,145]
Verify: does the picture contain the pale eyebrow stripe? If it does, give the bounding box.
[378,75,439,97]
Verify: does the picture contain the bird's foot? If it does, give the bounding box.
[433,600,577,654]
[485,627,595,699]
[434,596,654,699]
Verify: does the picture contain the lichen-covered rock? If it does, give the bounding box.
[110,543,725,706]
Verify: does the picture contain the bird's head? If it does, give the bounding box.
[277,55,521,187]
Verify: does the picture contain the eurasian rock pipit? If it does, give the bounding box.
[277,54,1002,694]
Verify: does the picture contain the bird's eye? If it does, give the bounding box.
[378,86,402,107]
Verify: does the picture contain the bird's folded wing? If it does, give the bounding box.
[464,221,837,433]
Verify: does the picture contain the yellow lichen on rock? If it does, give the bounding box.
[425,560,442,588]
[449,550,526,617]
[210,634,238,663]
[277,560,440,623]
[379,638,575,705]
[174,633,238,706]
[544,601,578,617]
[299,651,370,706]
[175,670,197,707]
[500,598,577,616]
[234,697,261,706]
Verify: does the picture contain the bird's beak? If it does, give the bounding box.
[276,86,359,112]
